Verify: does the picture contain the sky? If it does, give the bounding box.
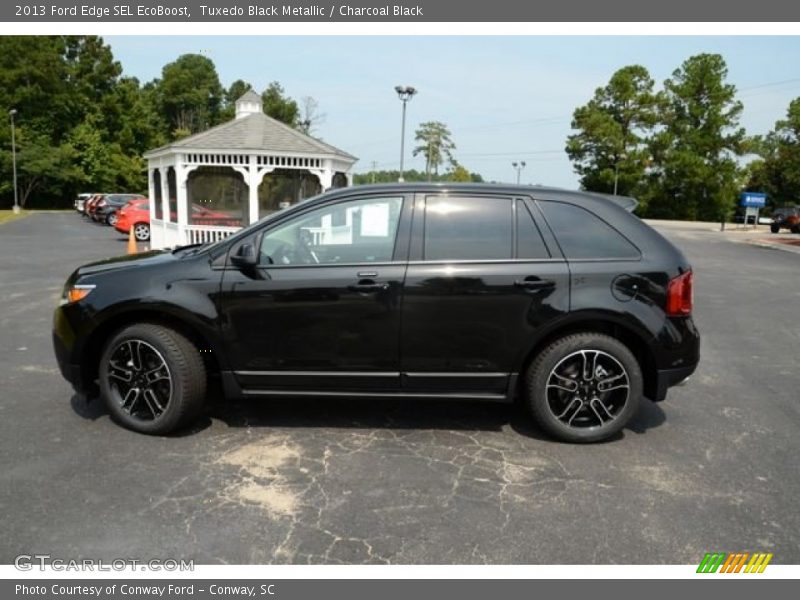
[105,36,800,188]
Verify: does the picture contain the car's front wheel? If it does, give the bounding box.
[525,333,642,443]
[107,212,118,227]
[133,222,150,241]
[99,324,206,434]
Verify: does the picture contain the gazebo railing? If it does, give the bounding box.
[184,224,241,245]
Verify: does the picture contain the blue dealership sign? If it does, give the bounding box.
[740,192,767,207]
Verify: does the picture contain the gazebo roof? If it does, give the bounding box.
[144,111,357,161]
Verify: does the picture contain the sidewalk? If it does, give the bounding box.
[645,219,800,255]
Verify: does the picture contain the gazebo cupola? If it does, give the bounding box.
[235,90,263,119]
[143,90,358,249]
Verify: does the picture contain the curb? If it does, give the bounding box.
[742,239,800,255]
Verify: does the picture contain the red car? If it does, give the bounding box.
[115,198,152,241]
[115,199,239,242]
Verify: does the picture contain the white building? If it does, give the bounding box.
[143,90,357,249]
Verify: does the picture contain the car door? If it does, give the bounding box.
[219,193,412,393]
[400,193,570,396]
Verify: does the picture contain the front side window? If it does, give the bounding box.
[259,196,403,266]
[539,201,640,259]
[424,195,513,261]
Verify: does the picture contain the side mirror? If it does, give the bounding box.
[230,243,257,269]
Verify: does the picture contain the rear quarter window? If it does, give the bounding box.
[538,200,640,260]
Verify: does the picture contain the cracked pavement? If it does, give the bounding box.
[1,213,798,564]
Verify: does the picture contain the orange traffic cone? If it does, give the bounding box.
[127,225,138,255]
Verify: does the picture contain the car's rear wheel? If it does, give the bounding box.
[99,324,206,434]
[107,212,118,227]
[525,333,642,443]
[134,222,150,241]
[770,224,780,234]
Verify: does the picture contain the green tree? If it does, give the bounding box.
[0,36,137,206]
[353,167,483,185]
[745,97,800,209]
[566,65,660,197]
[1,129,83,208]
[413,121,456,179]
[262,81,299,126]
[645,54,746,221]
[157,54,224,138]
[446,163,473,182]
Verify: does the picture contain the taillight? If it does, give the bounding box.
[666,270,693,316]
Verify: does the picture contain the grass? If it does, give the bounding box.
[0,209,29,226]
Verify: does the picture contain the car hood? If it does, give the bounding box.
[74,249,175,278]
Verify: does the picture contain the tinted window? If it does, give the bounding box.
[539,201,640,259]
[260,196,403,265]
[516,200,550,259]
[424,196,512,261]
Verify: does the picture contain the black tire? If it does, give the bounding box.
[133,222,150,241]
[770,224,780,234]
[791,225,800,234]
[525,333,642,443]
[98,323,206,434]
[106,212,118,227]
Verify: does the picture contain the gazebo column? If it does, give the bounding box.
[160,160,170,228]
[246,157,259,226]
[311,163,334,191]
[345,172,354,186]
[175,161,189,244]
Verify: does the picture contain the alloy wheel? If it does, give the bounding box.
[545,349,630,429]
[106,339,172,422]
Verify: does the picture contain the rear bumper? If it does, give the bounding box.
[652,363,697,401]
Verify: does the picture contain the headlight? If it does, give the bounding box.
[60,284,96,306]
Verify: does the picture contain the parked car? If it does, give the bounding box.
[114,198,152,241]
[770,206,800,233]
[114,200,237,241]
[83,194,107,220]
[53,184,699,442]
[74,193,95,214]
[94,193,146,226]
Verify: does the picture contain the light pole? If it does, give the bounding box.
[613,152,627,196]
[395,85,416,183]
[512,161,526,184]
[9,109,19,214]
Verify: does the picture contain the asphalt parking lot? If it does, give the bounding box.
[1,212,798,564]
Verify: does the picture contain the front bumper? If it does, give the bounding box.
[52,305,90,393]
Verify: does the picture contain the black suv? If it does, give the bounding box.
[53,184,699,442]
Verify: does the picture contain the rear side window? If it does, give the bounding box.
[516,200,550,259]
[539,201,640,259]
[424,196,512,261]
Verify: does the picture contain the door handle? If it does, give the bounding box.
[514,278,556,290]
[348,280,390,293]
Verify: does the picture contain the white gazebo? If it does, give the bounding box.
[143,90,357,249]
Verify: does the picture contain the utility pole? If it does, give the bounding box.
[9,109,19,214]
[370,161,378,184]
